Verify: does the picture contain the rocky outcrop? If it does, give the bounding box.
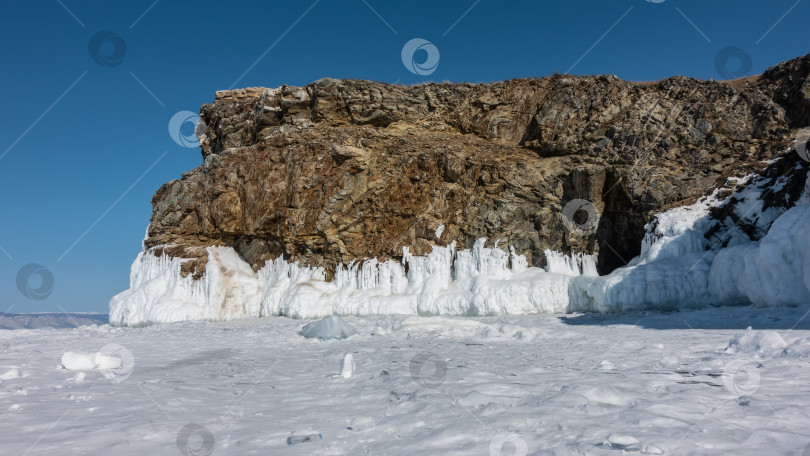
[144,54,810,281]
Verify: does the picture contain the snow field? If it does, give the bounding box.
[3,306,810,454]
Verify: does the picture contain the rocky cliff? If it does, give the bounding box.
[144,55,810,285]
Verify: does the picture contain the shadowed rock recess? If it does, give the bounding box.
[146,54,810,281]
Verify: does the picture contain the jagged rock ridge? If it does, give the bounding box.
[145,54,810,280]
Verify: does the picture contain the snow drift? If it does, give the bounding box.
[110,167,810,326]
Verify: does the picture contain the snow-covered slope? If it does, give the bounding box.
[569,186,810,313]
[110,162,810,326]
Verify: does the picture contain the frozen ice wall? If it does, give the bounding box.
[109,247,261,326]
[544,250,598,277]
[109,239,580,325]
[248,240,574,319]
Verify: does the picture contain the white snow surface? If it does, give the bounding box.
[3,306,810,454]
[110,172,810,326]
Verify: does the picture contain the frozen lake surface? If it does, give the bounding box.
[2,306,810,455]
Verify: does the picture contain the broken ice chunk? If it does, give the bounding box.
[299,316,356,340]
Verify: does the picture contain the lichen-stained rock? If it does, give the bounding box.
[146,54,810,279]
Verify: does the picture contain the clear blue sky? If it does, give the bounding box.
[1,0,807,314]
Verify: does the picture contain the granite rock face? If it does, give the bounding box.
[145,54,810,279]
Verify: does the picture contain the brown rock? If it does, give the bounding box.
[145,54,810,278]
